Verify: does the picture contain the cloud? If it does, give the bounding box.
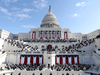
[7,13,31,21]
[22,25,34,28]
[22,3,27,6]
[22,3,31,6]
[0,6,12,16]
[22,8,33,13]
[0,6,32,21]
[76,2,86,7]
[2,0,17,6]
[11,7,20,10]
[2,0,17,3]
[73,13,78,17]
[7,17,16,21]
[32,0,47,9]
[15,14,31,20]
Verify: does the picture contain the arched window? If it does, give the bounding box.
[40,73,42,75]
[95,45,97,47]
[18,73,21,75]
[55,45,58,48]
[62,45,64,47]
[50,73,52,75]
[11,73,13,75]
[66,73,69,75]
[35,45,38,49]
[32,73,35,75]
[41,45,45,48]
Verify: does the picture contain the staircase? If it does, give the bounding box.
[79,42,95,52]
[0,52,7,65]
[92,52,100,65]
[3,41,22,51]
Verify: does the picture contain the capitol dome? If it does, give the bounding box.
[40,6,60,28]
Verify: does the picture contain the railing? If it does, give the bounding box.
[0,52,7,58]
[93,52,100,59]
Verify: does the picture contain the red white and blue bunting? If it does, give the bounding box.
[57,31,60,38]
[64,32,68,39]
[32,33,36,39]
[20,55,43,65]
[49,32,51,37]
[52,31,55,38]
[55,55,79,65]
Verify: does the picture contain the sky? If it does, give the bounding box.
[0,0,100,34]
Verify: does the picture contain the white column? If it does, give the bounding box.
[63,57,66,65]
[39,57,42,65]
[21,57,24,64]
[69,57,71,64]
[57,57,60,64]
[75,57,77,64]
[33,57,36,64]
[33,33,34,39]
[51,56,55,65]
[27,57,30,64]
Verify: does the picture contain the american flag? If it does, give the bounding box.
[40,32,42,37]
[32,33,33,39]
[64,32,66,39]
[40,32,43,38]
[59,32,60,37]
[66,32,68,39]
[53,31,55,37]
[57,32,60,38]
[34,33,36,39]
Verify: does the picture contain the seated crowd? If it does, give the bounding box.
[4,38,95,54]
[4,63,46,71]
[22,38,74,43]
[45,38,95,54]
[0,63,97,72]
[0,63,100,75]
[5,39,40,53]
[50,63,91,71]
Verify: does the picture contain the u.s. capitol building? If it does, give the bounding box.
[0,6,100,75]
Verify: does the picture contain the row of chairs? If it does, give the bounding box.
[17,72,70,75]
[50,63,91,71]
[5,63,46,71]
[4,63,91,71]
[23,38,77,43]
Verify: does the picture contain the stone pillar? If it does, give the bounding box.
[43,54,56,66]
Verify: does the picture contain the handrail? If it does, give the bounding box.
[0,52,7,58]
[93,52,100,59]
